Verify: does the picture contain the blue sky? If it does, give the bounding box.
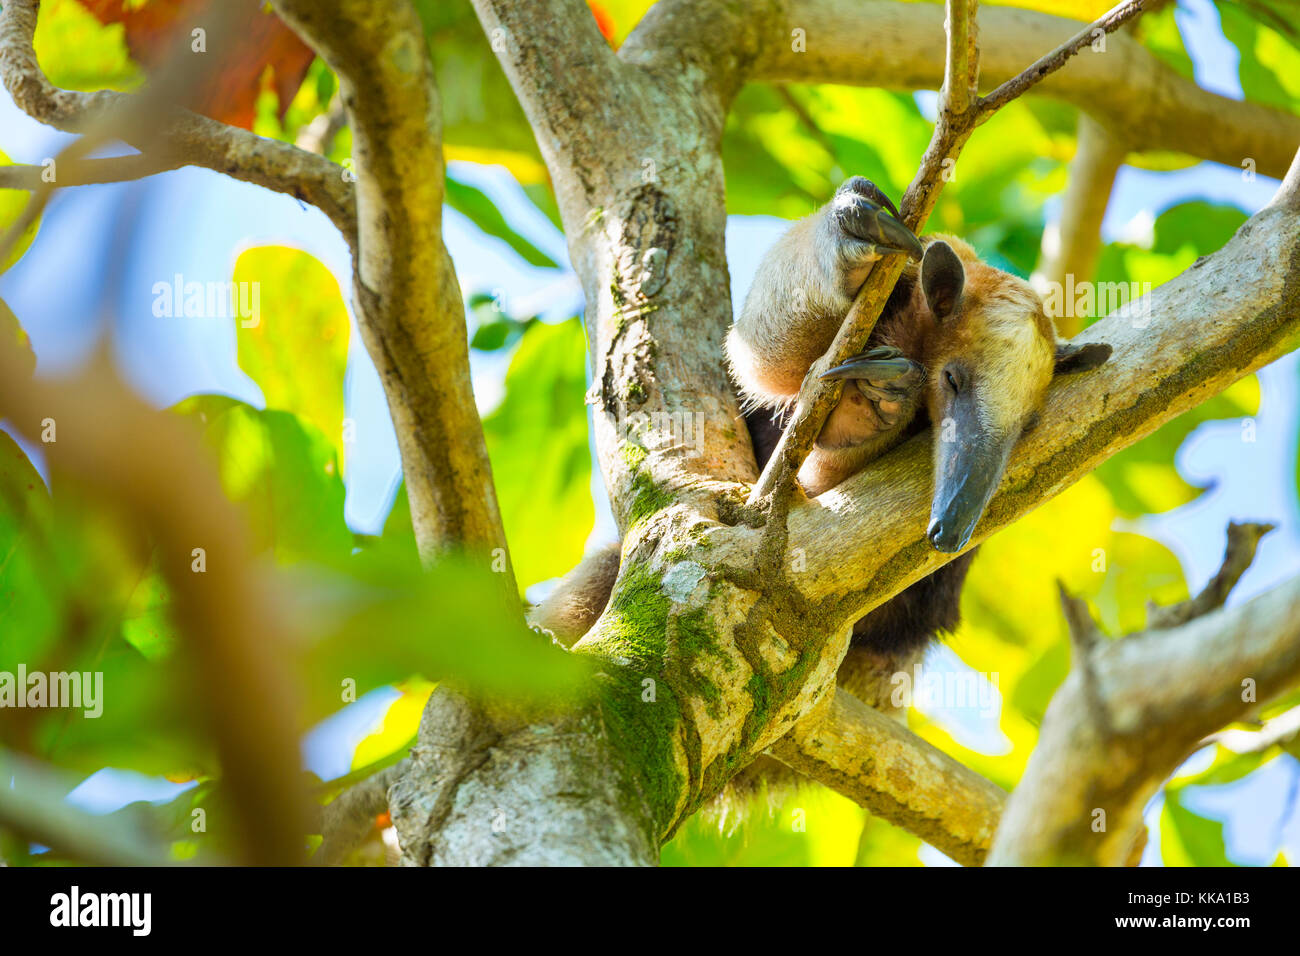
[2,0,1296,863]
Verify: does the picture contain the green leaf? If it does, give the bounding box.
[468,293,533,351]
[1137,1,1197,81]
[1088,202,1257,515]
[197,402,352,563]
[292,550,587,718]
[446,177,558,269]
[1218,1,1300,114]
[120,557,176,661]
[482,318,594,589]
[412,0,548,181]
[0,430,54,658]
[348,679,432,771]
[232,246,350,466]
[1161,788,1233,866]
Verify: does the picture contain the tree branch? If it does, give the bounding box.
[1039,113,1129,337]
[1202,703,1300,755]
[269,0,518,586]
[761,1,1300,179]
[0,153,182,189]
[314,757,410,866]
[767,689,1006,866]
[0,0,357,243]
[1147,521,1274,629]
[988,540,1300,866]
[770,185,1300,616]
[0,748,176,866]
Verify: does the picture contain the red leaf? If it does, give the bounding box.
[75,0,315,130]
[587,1,617,44]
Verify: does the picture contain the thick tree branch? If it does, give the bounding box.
[765,181,1300,619]
[0,0,357,242]
[472,0,766,527]
[761,0,1300,179]
[768,689,1005,866]
[988,545,1300,866]
[392,0,1300,863]
[269,0,517,585]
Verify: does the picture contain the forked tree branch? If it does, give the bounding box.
[385,0,1300,864]
[988,530,1300,866]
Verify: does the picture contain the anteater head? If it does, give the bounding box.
[917,236,1111,553]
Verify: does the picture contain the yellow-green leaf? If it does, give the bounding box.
[232,246,350,466]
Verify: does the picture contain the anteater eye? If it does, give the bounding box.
[944,369,960,393]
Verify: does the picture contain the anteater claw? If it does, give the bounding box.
[821,347,916,383]
[830,178,923,261]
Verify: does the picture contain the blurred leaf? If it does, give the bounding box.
[1088,202,1256,515]
[915,475,1189,788]
[1161,788,1233,866]
[121,557,175,661]
[0,431,52,655]
[195,402,352,563]
[468,293,533,352]
[722,86,932,219]
[663,783,879,866]
[37,638,205,777]
[446,177,559,269]
[75,0,314,129]
[483,319,593,589]
[292,550,587,718]
[349,680,433,770]
[1178,745,1270,787]
[993,0,1112,18]
[1218,1,1300,114]
[1135,0,1197,80]
[0,298,36,377]
[33,0,142,92]
[413,0,547,182]
[0,152,41,273]
[1092,377,1257,518]
[232,247,350,466]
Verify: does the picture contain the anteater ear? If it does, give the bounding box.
[1054,341,1112,376]
[921,240,964,321]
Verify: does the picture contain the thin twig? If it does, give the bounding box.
[0,153,182,190]
[978,0,1147,117]
[1147,521,1276,629]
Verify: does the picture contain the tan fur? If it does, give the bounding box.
[529,542,622,647]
